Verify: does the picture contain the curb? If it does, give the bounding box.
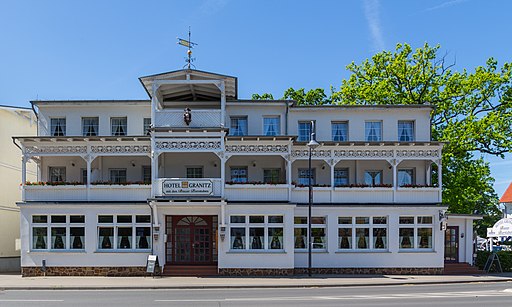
[2,277,512,290]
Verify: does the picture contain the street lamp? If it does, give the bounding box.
[307,121,320,277]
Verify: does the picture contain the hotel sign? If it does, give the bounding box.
[487,218,512,237]
[162,179,213,196]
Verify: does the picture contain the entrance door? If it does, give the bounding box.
[444,226,459,262]
[167,216,214,265]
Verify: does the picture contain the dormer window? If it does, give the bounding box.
[50,118,66,136]
[111,117,127,136]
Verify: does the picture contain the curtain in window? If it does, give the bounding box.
[264,118,279,136]
[398,170,413,186]
[332,123,347,141]
[111,118,126,136]
[298,122,312,141]
[398,121,413,141]
[231,118,248,136]
[51,119,66,136]
[365,122,381,141]
[82,118,98,136]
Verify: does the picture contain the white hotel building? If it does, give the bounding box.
[14,69,476,276]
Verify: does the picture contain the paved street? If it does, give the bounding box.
[1,282,512,306]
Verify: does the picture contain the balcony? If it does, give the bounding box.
[24,184,151,202]
[224,184,289,202]
[154,109,222,128]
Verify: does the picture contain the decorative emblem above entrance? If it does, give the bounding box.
[162,179,213,196]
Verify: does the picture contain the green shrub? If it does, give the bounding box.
[475,250,512,272]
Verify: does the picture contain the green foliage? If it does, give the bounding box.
[281,87,329,105]
[251,93,274,100]
[329,42,512,225]
[475,250,512,272]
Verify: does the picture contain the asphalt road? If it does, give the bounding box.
[1,282,512,306]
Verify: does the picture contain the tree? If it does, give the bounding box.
[331,43,512,228]
[281,87,329,105]
[251,93,274,100]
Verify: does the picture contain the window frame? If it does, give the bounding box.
[229,116,248,136]
[30,215,86,251]
[49,166,66,183]
[97,214,152,251]
[398,215,434,250]
[263,168,281,184]
[294,216,327,251]
[186,166,204,179]
[50,117,66,136]
[263,116,280,136]
[331,121,348,141]
[109,168,127,184]
[364,170,383,187]
[110,117,127,136]
[398,168,415,186]
[337,216,388,251]
[143,118,151,136]
[298,168,316,186]
[334,168,349,187]
[297,121,314,142]
[229,215,284,251]
[230,166,248,183]
[365,121,382,142]
[398,120,415,142]
[81,117,99,136]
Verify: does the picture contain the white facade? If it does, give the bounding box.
[15,69,457,276]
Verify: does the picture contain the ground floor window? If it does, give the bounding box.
[399,216,433,249]
[229,215,284,250]
[294,216,327,250]
[97,214,151,251]
[31,215,85,251]
[338,216,388,250]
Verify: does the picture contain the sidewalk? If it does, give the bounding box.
[1,273,512,290]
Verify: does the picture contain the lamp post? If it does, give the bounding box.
[307,121,320,277]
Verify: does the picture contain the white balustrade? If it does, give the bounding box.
[224,184,289,201]
[155,110,222,128]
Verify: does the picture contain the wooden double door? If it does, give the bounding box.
[166,216,215,265]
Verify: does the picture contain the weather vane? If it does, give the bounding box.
[177,27,198,69]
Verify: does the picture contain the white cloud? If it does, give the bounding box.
[425,0,469,12]
[363,0,385,51]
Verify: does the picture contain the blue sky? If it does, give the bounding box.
[1,0,511,196]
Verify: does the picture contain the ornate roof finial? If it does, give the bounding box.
[177,27,198,69]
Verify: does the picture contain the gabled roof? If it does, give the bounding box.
[138,69,237,101]
[500,182,512,203]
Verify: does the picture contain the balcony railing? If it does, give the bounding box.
[154,110,222,128]
[224,184,289,201]
[24,184,151,202]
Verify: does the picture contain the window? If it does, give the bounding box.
[398,169,415,186]
[97,214,151,250]
[111,117,127,136]
[186,167,203,179]
[143,118,151,136]
[398,121,414,142]
[109,169,127,184]
[294,216,327,250]
[82,117,99,136]
[49,167,66,182]
[334,168,349,186]
[399,216,433,249]
[230,167,248,183]
[364,170,382,186]
[142,166,151,184]
[365,121,382,141]
[298,168,315,186]
[229,215,284,250]
[50,118,66,136]
[331,121,348,141]
[263,116,280,136]
[230,116,248,136]
[338,216,387,250]
[31,215,85,251]
[80,169,87,184]
[298,121,313,142]
[263,169,281,184]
